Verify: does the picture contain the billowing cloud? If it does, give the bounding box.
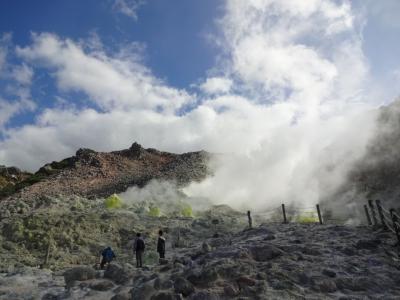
[200,77,233,95]
[16,33,191,113]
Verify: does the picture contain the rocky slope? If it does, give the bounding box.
[1,216,399,300]
[0,142,211,202]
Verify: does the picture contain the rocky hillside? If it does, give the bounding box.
[1,217,399,300]
[0,142,211,202]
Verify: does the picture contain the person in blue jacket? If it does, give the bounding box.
[99,246,116,269]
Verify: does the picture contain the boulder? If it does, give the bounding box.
[250,244,284,261]
[131,282,156,300]
[174,277,194,296]
[223,285,239,297]
[154,278,174,290]
[89,279,115,291]
[236,276,256,290]
[63,266,96,286]
[322,269,336,278]
[104,263,132,285]
[110,287,131,300]
[187,267,218,286]
[313,278,337,293]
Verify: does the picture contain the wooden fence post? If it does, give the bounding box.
[368,200,378,226]
[390,208,400,246]
[281,204,287,224]
[364,204,372,225]
[316,204,323,225]
[247,211,253,229]
[375,200,388,230]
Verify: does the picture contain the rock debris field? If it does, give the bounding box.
[1,219,400,300]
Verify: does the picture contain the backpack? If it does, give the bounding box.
[102,247,115,261]
[136,238,145,251]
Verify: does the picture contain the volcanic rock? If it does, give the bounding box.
[63,266,96,286]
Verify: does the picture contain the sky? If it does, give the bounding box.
[0,0,400,208]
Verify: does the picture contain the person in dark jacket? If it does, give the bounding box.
[157,230,166,260]
[133,233,145,267]
[99,246,116,269]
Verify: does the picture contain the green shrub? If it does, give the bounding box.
[104,194,123,209]
[295,212,318,224]
[181,203,193,218]
[148,205,161,217]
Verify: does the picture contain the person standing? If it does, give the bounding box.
[157,230,166,260]
[133,233,145,268]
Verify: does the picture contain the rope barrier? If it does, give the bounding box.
[288,206,316,210]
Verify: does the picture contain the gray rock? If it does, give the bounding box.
[313,278,337,293]
[154,278,173,290]
[355,239,381,250]
[89,279,115,291]
[63,266,96,286]
[250,244,284,261]
[151,292,176,300]
[322,269,336,278]
[131,282,156,300]
[188,291,220,300]
[104,263,132,284]
[110,292,130,300]
[41,294,59,300]
[236,276,257,289]
[341,247,357,256]
[187,267,218,286]
[174,277,194,296]
[224,284,239,297]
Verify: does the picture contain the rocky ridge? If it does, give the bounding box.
[0,142,211,202]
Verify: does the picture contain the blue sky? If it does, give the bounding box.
[0,0,222,129]
[0,0,399,196]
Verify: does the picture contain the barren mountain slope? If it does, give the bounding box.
[0,142,211,202]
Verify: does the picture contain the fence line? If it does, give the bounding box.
[251,203,325,225]
[364,200,400,246]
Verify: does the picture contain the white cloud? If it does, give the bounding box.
[17,33,191,113]
[200,77,232,95]
[11,64,33,85]
[0,34,36,131]
[112,0,145,20]
[0,98,35,130]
